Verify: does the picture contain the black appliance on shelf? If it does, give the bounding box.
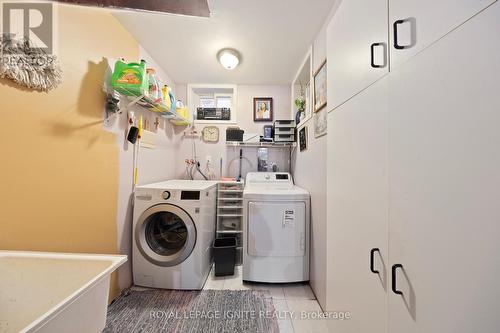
[226,127,244,142]
[196,107,231,120]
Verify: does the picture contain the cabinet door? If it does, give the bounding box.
[389,0,496,68]
[326,78,388,333]
[388,4,500,333]
[326,0,389,111]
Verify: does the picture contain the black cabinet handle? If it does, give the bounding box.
[370,248,380,274]
[370,43,387,68]
[392,264,403,295]
[393,18,416,50]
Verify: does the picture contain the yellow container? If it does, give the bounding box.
[176,107,189,119]
[171,107,191,126]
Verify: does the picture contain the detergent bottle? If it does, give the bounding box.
[111,59,148,96]
[162,85,172,111]
[168,87,176,114]
[146,68,162,103]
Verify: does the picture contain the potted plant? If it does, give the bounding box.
[294,83,306,125]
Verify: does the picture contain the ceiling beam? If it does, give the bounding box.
[53,0,210,17]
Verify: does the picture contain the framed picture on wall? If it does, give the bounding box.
[253,97,273,122]
[313,60,327,112]
[314,107,327,138]
[299,126,308,151]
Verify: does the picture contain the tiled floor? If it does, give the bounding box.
[203,266,330,333]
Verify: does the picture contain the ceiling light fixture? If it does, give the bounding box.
[218,48,240,70]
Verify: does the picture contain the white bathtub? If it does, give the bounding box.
[0,251,127,333]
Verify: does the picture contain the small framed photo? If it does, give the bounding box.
[314,107,327,138]
[313,60,327,112]
[254,97,273,122]
[299,126,308,151]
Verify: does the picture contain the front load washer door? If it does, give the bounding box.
[135,204,196,267]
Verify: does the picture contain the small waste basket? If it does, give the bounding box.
[213,237,236,276]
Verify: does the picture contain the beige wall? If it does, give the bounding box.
[0,5,138,299]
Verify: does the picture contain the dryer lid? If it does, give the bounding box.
[244,172,309,200]
[246,172,293,188]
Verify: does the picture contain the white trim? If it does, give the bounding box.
[291,46,313,124]
[188,83,238,124]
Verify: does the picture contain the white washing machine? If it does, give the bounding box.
[133,180,218,290]
[243,172,310,283]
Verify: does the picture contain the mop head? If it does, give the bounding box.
[0,33,62,92]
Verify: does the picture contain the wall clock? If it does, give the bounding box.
[202,126,219,143]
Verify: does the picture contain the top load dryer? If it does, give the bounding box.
[243,172,310,283]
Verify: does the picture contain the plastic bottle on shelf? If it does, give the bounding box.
[111,59,148,96]
[162,85,172,111]
[168,88,176,114]
[146,68,161,103]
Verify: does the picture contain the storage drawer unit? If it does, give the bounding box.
[217,180,244,265]
[273,120,296,142]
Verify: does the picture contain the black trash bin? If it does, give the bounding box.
[213,237,236,276]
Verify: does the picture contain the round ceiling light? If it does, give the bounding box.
[218,49,240,70]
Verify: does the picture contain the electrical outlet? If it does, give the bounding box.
[206,155,212,164]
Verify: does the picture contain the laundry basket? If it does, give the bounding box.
[213,237,236,276]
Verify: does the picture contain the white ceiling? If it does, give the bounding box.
[113,0,335,85]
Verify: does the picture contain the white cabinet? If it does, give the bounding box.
[388,4,500,333]
[326,0,496,109]
[326,78,389,333]
[326,0,389,111]
[389,0,496,68]
[326,2,500,333]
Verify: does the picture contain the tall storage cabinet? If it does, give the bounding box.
[388,5,500,333]
[326,0,389,110]
[326,0,496,111]
[327,78,389,333]
[388,0,496,69]
[326,2,500,333]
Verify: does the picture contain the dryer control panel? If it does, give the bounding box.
[246,172,294,188]
[136,189,203,202]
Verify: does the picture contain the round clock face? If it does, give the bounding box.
[202,126,219,143]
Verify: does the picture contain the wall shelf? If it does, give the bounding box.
[291,47,313,126]
[122,93,191,126]
[103,63,191,126]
